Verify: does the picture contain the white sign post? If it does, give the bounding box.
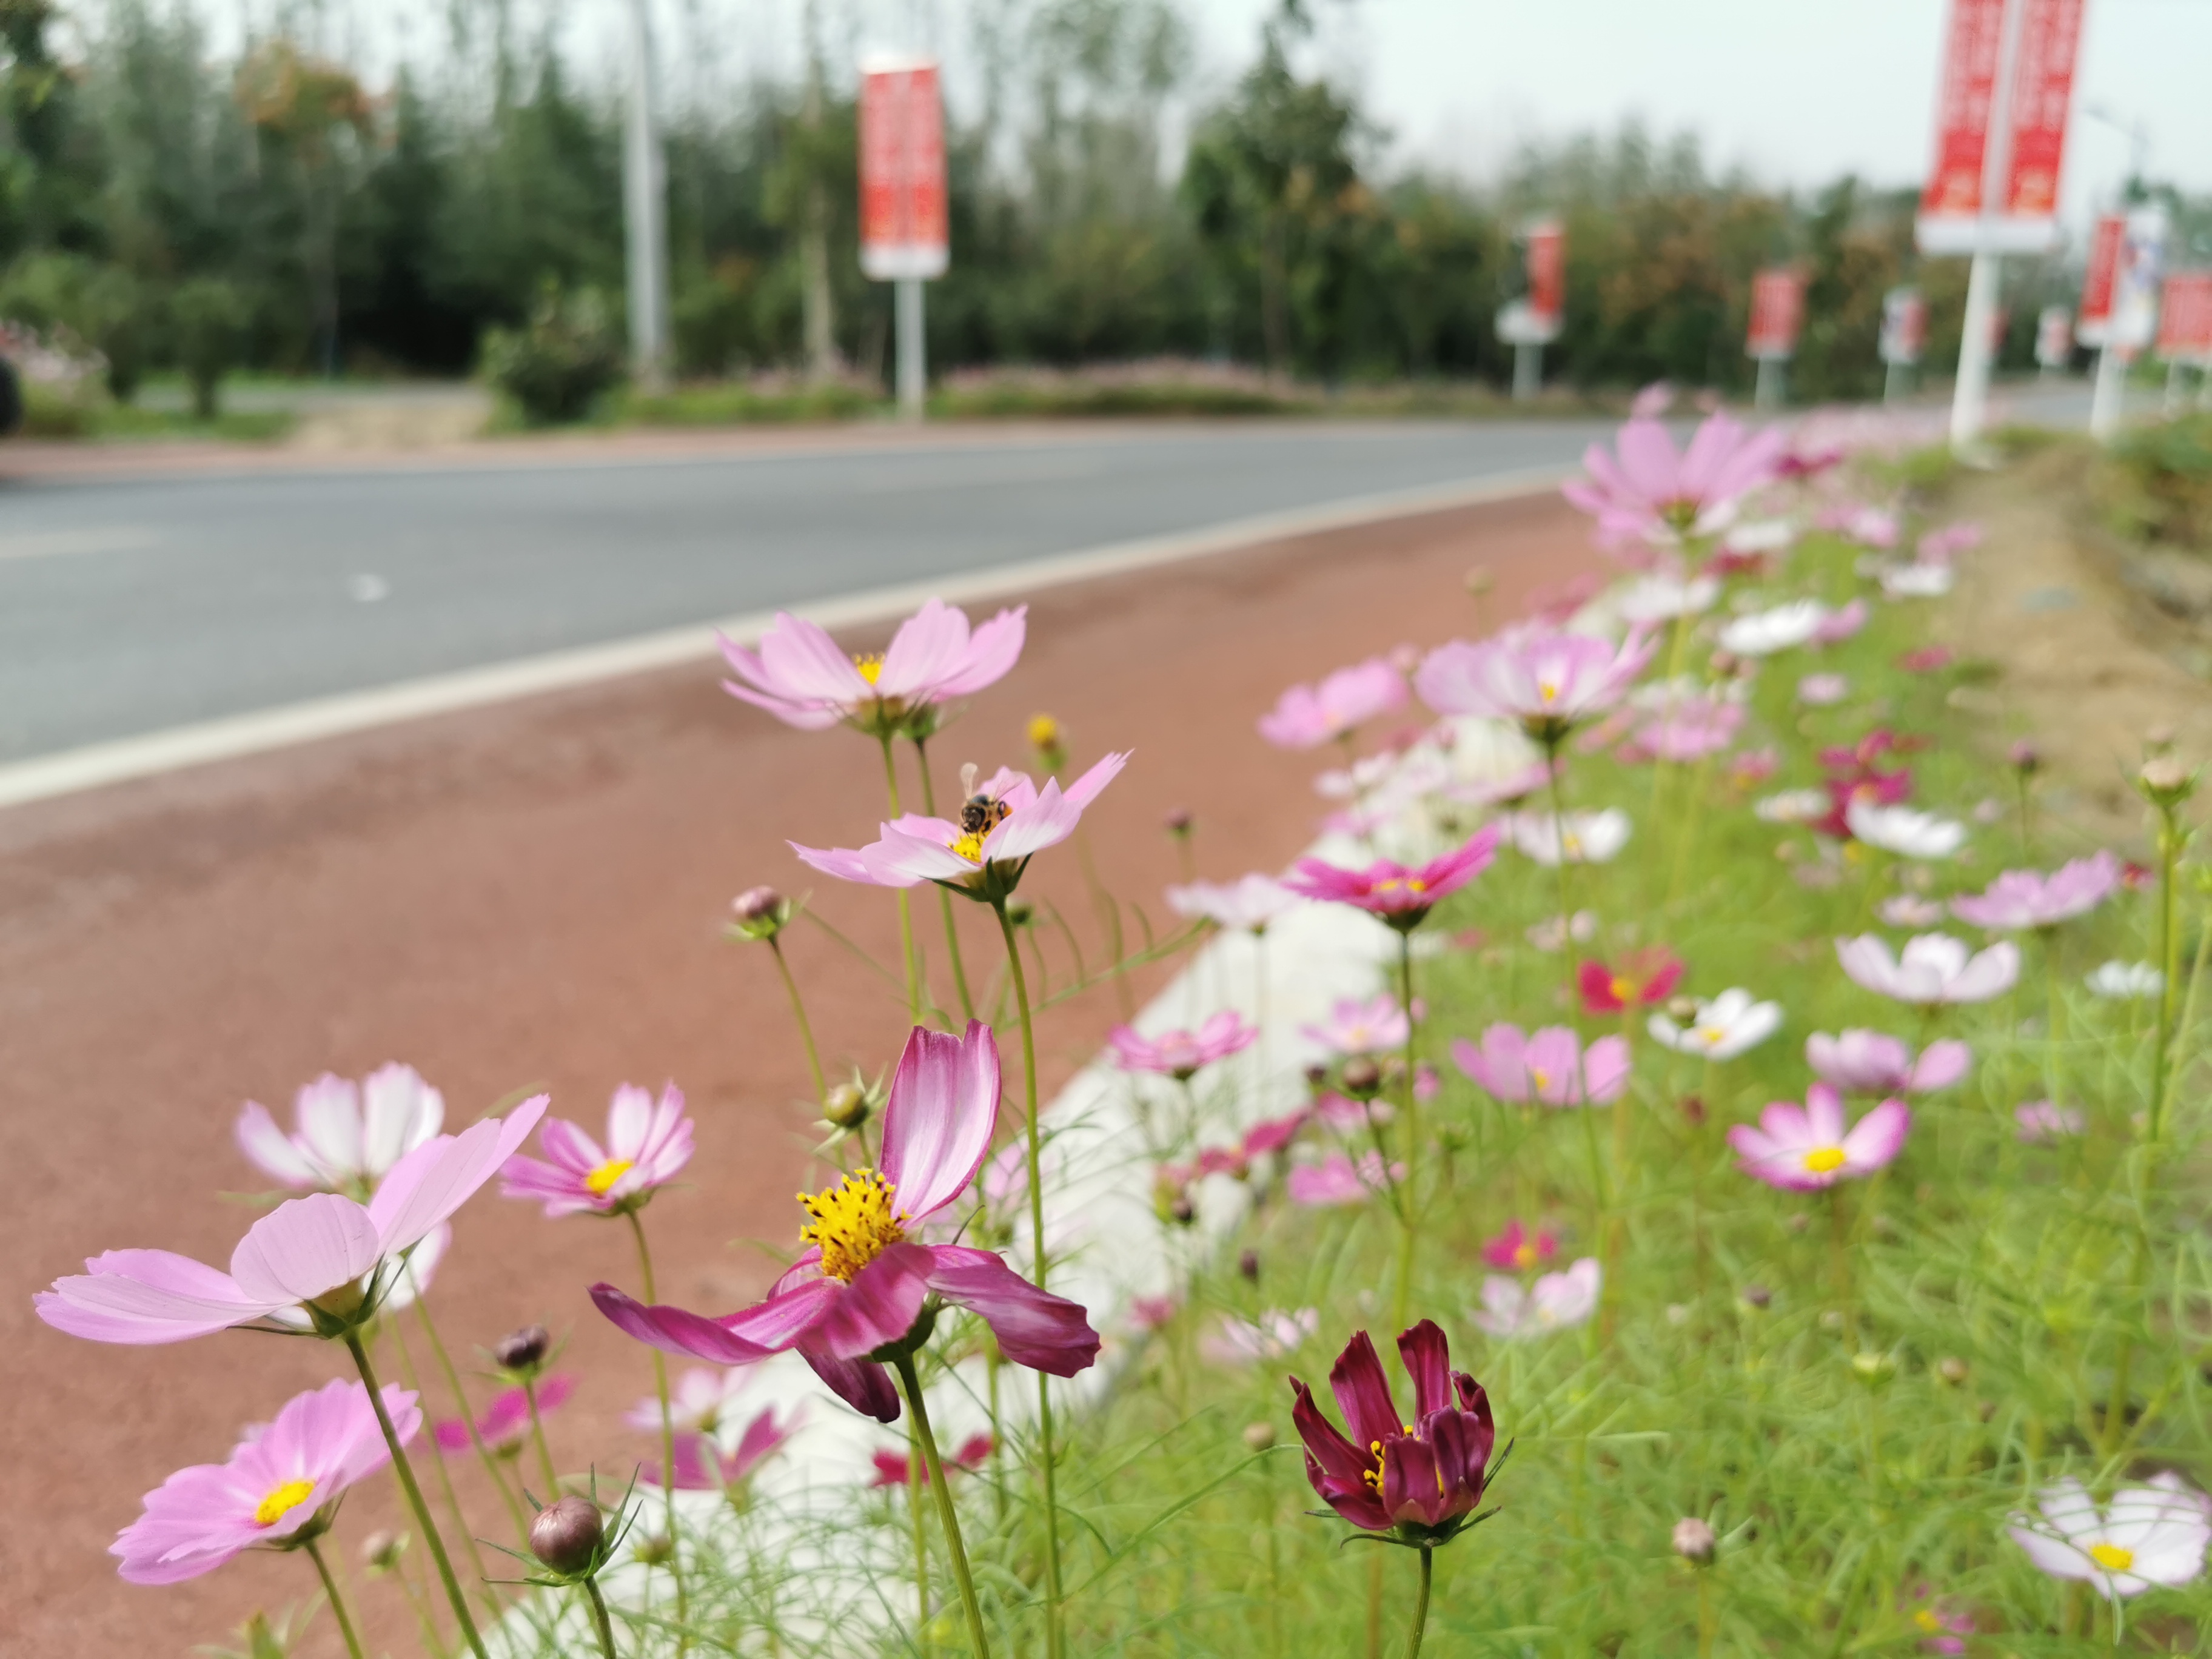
[1495,219,1564,400]
[859,58,949,421]
[622,0,671,389]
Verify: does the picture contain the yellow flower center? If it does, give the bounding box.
[797,1168,909,1282]
[2090,1541,2136,1573]
[1512,1242,1538,1269]
[253,1478,318,1528]
[584,1158,635,1197]
[1913,1610,1942,1634]
[1609,976,1635,1001]
[854,655,885,686]
[1802,1146,1847,1175]
[1563,834,1584,857]
[1530,1068,1552,1092]
[1374,877,1427,894]
[1027,714,1061,748]
[1698,1027,1726,1047]
[1538,682,1560,703]
[948,831,987,864]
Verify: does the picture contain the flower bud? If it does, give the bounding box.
[1937,1356,1969,1387]
[1672,1517,1716,1565]
[1739,1282,1771,1310]
[1005,899,1036,928]
[1679,1094,1706,1128]
[823,1082,872,1130]
[631,1531,675,1567]
[1168,1195,1196,1227]
[494,1324,552,1375]
[730,886,792,941]
[361,1529,404,1571]
[1302,1063,1330,1090]
[1242,1420,1277,1452]
[1238,1248,1261,1284]
[1340,1057,1383,1101]
[1850,1351,1896,1385]
[1162,807,1195,838]
[529,1495,604,1576]
[1464,566,1495,598]
[2140,755,2194,806]
[2009,739,2041,774]
[1664,996,1700,1024]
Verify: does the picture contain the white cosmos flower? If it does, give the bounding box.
[2008,1473,2211,1602]
[1472,1258,1601,1339]
[1845,800,1968,860]
[1648,988,1783,1060]
[1755,788,1831,825]
[1614,574,1720,623]
[1509,809,1632,866]
[1201,1307,1320,1366]
[1836,933,2019,1005]
[2086,960,2165,1000]
[1718,600,1829,658]
[1721,519,1797,555]
[1880,561,1955,599]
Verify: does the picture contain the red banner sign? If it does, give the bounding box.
[859,59,948,281]
[2159,273,2212,363]
[2077,213,2127,344]
[1746,268,1805,361]
[2004,0,2083,220]
[1920,0,2006,226]
[1526,219,1565,328]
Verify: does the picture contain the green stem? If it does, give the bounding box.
[625,1208,686,1636]
[2042,926,2064,1109]
[910,1419,931,1638]
[345,1332,491,1659]
[993,898,1064,1659]
[1390,931,1420,1334]
[914,737,976,1021]
[1543,740,1577,1000]
[1828,1185,1856,1347]
[894,1355,991,1659]
[584,1574,621,1659]
[1403,1547,1433,1659]
[306,1537,368,1659]
[1696,1569,1716,1658]
[390,1312,521,1563]
[881,734,921,1021]
[523,1379,560,1498]
[768,937,827,1105]
[2148,806,2184,1143]
[413,1302,526,1553]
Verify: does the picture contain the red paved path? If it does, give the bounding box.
[1,490,1592,1657]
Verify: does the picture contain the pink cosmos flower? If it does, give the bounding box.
[1836,933,2020,1005]
[2008,1473,2211,1601]
[1107,1011,1258,1081]
[1578,950,1685,1013]
[1286,1150,1398,1207]
[37,1098,548,1344]
[1473,1258,1602,1338]
[1630,381,1675,418]
[1283,826,1501,930]
[643,1407,800,1492]
[1416,628,1657,742]
[1562,412,1786,547]
[1311,1091,1390,1132]
[1290,1322,1498,1534]
[792,754,1128,902]
[1806,1031,1970,1095]
[236,1065,445,1198]
[434,1375,575,1454]
[501,1084,694,1218]
[1257,659,1408,749]
[1239,1108,1309,1159]
[1301,993,1412,1056]
[1726,1085,1909,1191]
[592,1022,1099,1424]
[1204,1307,1320,1365]
[718,600,1025,734]
[1918,523,1983,562]
[1626,697,1743,762]
[1480,1220,1557,1272]
[1878,895,1947,928]
[1809,598,1870,646]
[2016,1101,2087,1142]
[631,1367,752,1435]
[1452,1025,1630,1107]
[112,1379,418,1584]
[1165,874,1301,934]
[1950,852,2122,931]
[1797,674,1850,708]
[871,1431,993,1489]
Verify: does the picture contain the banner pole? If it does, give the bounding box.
[2090,344,2126,440]
[896,277,927,421]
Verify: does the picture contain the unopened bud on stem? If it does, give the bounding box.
[529,1495,605,1577]
[494,1324,552,1375]
[1672,1517,1716,1566]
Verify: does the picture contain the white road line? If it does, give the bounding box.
[0,465,1563,809]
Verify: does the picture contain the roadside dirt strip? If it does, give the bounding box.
[2,489,1594,1656]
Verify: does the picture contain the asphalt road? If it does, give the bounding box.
[0,421,1613,763]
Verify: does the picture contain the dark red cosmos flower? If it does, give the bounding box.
[1290,1321,1501,1542]
[1578,948,1685,1014]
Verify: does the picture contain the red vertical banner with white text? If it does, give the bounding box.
[2077,213,2127,346]
[2157,274,2212,365]
[858,59,948,281]
[1746,268,1806,361]
[1526,220,1565,333]
[2003,0,2083,222]
[1918,0,2007,236]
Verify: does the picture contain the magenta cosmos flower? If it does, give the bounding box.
[1837,933,2019,1006]
[434,1374,574,1454]
[1257,658,1408,749]
[1284,826,1501,932]
[37,1099,547,1344]
[592,1021,1099,1424]
[1290,1321,1498,1541]
[1480,1220,1557,1272]
[502,1083,694,1218]
[871,1431,992,1489]
[644,1406,801,1492]
[1452,1025,1629,1107]
[235,1064,444,1199]
[1951,851,2122,931]
[719,600,1025,737]
[1727,1085,1909,1191]
[793,753,1128,905]
[1301,993,1412,1056]
[1806,1031,1969,1095]
[1165,873,1301,934]
[113,1379,420,1584]
[1416,626,1657,745]
[1562,412,1786,548]
[1108,1010,1258,1081]
[1286,1150,1399,1207]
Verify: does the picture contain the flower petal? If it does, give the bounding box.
[227,1193,384,1306]
[920,1244,1101,1375]
[879,1022,1000,1221]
